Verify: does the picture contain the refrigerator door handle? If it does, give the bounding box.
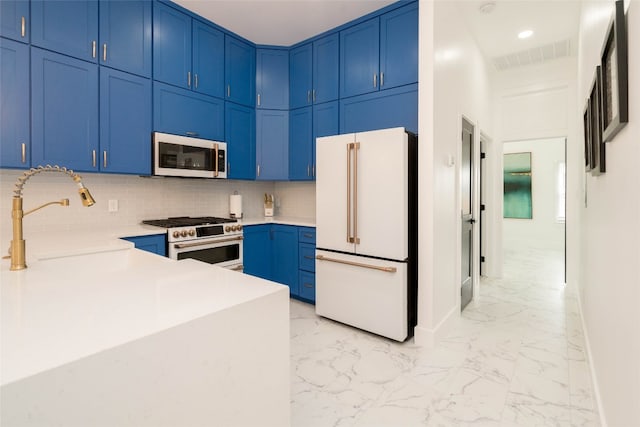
[316,254,397,273]
[353,142,360,244]
[347,143,352,243]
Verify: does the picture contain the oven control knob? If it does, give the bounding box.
[188,229,195,237]
[225,226,231,232]
[232,225,239,232]
[172,231,180,239]
[180,230,188,238]
[237,225,242,231]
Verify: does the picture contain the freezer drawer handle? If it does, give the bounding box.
[315,254,397,273]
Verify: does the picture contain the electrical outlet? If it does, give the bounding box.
[108,199,118,213]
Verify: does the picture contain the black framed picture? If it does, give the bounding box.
[600,0,628,142]
[583,98,592,172]
[590,66,605,175]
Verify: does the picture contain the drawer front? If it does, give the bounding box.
[299,243,316,272]
[298,227,316,244]
[298,270,316,302]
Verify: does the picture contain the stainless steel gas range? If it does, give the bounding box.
[142,216,243,271]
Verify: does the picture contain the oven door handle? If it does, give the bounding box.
[174,236,243,249]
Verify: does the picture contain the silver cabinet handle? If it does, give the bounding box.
[303,282,314,288]
[373,73,377,88]
[21,143,26,163]
[307,164,310,177]
[303,233,313,238]
[312,89,316,102]
[307,90,311,103]
[303,255,314,260]
[187,71,191,88]
[103,150,107,168]
[316,254,397,273]
[92,41,96,58]
[92,150,97,167]
[103,43,107,61]
[21,16,26,37]
[312,164,315,177]
[257,93,261,106]
[380,72,384,87]
[194,74,198,89]
[227,85,231,97]
[257,164,261,177]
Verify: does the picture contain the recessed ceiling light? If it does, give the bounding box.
[518,30,534,39]
[478,2,496,14]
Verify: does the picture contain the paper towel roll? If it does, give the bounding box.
[230,194,242,218]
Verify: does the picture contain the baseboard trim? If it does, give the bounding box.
[575,288,607,427]
[413,305,459,348]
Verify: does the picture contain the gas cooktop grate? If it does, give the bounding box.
[142,216,237,228]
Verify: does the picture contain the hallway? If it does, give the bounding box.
[290,246,599,426]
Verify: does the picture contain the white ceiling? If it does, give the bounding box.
[172,0,397,46]
[173,0,582,70]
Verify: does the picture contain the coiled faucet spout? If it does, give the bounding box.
[9,165,96,271]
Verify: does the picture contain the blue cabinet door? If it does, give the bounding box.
[31,48,98,171]
[256,110,288,180]
[100,68,151,175]
[243,225,272,279]
[225,102,256,180]
[192,20,224,98]
[99,0,152,77]
[154,81,224,141]
[289,43,312,109]
[298,270,316,303]
[153,2,191,89]
[272,225,299,295]
[313,33,339,104]
[340,18,379,98]
[380,2,418,90]
[122,234,167,257]
[289,107,312,181]
[225,35,255,107]
[0,38,30,169]
[31,0,98,62]
[1,0,29,42]
[339,83,418,135]
[313,101,339,140]
[256,48,289,109]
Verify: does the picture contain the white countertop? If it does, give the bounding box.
[0,229,287,387]
[242,216,315,227]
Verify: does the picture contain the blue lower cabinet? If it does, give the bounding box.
[153,81,224,140]
[339,83,417,135]
[298,271,316,303]
[243,225,272,279]
[122,234,167,257]
[271,225,299,295]
[298,243,315,272]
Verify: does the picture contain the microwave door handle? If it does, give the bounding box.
[214,144,219,177]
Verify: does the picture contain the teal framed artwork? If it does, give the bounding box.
[503,152,532,219]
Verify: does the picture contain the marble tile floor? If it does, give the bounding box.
[290,247,600,427]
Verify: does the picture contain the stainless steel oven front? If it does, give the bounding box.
[168,234,243,272]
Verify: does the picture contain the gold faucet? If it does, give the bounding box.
[9,165,96,271]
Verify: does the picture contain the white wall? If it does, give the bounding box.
[577,1,640,425]
[0,170,315,247]
[503,138,565,251]
[415,0,493,346]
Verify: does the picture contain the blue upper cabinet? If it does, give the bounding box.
[289,43,312,109]
[154,81,224,141]
[379,2,418,90]
[340,18,379,98]
[225,102,256,180]
[153,2,192,89]
[340,2,418,98]
[31,0,99,62]
[313,33,339,104]
[192,20,224,98]
[290,33,338,109]
[256,109,288,180]
[289,107,312,180]
[225,35,256,107]
[100,68,152,175]
[99,0,152,78]
[256,48,289,110]
[31,48,99,171]
[1,0,29,42]
[0,39,30,169]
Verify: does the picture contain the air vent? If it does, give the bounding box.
[492,38,572,71]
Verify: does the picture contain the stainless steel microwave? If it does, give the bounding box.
[152,132,227,179]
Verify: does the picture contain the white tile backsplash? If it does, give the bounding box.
[1,170,317,243]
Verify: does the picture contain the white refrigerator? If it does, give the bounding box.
[315,127,418,341]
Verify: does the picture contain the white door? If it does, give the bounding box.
[355,127,408,260]
[316,133,356,253]
[315,249,408,341]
